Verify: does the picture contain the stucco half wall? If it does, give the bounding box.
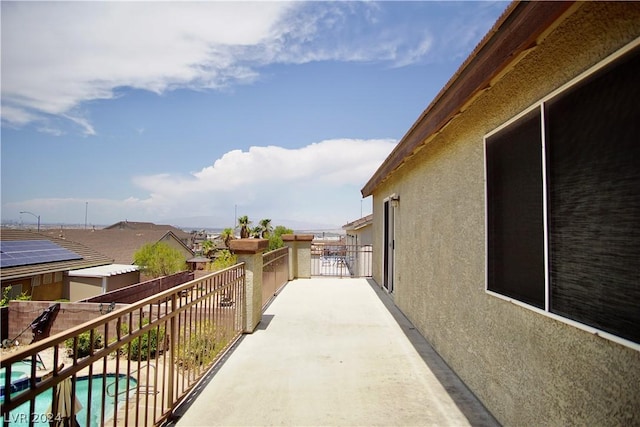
[369,3,640,426]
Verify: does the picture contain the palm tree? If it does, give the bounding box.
[201,239,214,258]
[221,228,234,248]
[237,215,251,239]
[259,219,273,238]
[250,226,263,238]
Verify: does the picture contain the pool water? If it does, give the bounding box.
[0,365,31,383]
[0,365,32,400]
[0,371,28,383]
[1,374,137,427]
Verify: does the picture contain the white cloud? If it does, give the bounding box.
[1,1,295,131]
[1,1,437,133]
[2,138,396,228]
[131,138,396,224]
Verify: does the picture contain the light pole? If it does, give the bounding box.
[20,211,41,232]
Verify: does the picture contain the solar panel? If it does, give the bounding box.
[0,240,83,268]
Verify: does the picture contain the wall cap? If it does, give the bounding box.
[229,238,269,254]
[282,234,314,242]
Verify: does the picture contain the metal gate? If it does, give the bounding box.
[311,243,372,277]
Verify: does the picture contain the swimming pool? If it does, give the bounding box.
[0,365,32,399]
[0,364,31,385]
[1,374,138,427]
[0,365,31,383]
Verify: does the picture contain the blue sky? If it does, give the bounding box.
[1,1,506,230]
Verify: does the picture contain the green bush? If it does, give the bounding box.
[133,242,187,278]
[209,250,237,271]
[65,330,103,358]
[127,319,164,361]
[268,225,294,251]
[176,321,230,369]
[0,286,32,307]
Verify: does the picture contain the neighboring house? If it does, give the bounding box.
[342,214,373,246]
[342,215,373,277]
[67,264,140,302]
[104,220,187,234]
[0,229,113,301]
[42,227,194,266]
[362,2,640,426]
[104,220,192,247]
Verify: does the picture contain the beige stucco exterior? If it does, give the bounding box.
[67,271,140,302]
[370,3,640,426]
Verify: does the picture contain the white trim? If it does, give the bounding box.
[543,36,640,107]
[485,36,640,140]
[485,102,541,140]
[483,135,489,294]
[483,38,640,352]
[68,264,139,278]
[540,103,550,312]
[486,290,640,352]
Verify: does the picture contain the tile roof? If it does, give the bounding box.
[38,228,193,265]
[104,221,190,238]
[0,229,113,280]
[342,214,373,231]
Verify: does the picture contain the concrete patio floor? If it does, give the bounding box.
[171,278,499,427]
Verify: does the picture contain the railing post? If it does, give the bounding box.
[282,235,296,280]
[229,239,268,333]
[283,234,314,279]
[168,293,177,409]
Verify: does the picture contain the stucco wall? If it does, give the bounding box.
[371,3,640,426]
[105,271,140,292]
[8,301,130,344]
[68,276,102,302]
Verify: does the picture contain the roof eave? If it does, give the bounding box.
[361,0,575,197]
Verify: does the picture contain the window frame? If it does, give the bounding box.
[483,38,640,352]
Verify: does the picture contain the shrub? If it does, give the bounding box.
[268,225,294,251]
[209,250,237,271]
[133,242,187,278]
[0,286,32,307]
[126,319,164,361]
[65,330,103,358]
[176,321,230,369]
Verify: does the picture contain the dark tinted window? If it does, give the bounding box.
[486,109,545,309]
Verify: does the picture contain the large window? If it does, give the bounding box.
[485,42,640,345]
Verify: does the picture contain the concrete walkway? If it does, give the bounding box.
[172,278,499,427]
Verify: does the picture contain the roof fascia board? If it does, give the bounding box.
[361,0,574,197]
[162,231,195,256]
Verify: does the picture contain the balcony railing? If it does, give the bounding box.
[311,243,372,277]
[261,248,289,310]
[1,264,245,426]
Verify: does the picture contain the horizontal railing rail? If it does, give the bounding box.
[1,264,245,426]
[311,244,373,277]
[262,247,289,310]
